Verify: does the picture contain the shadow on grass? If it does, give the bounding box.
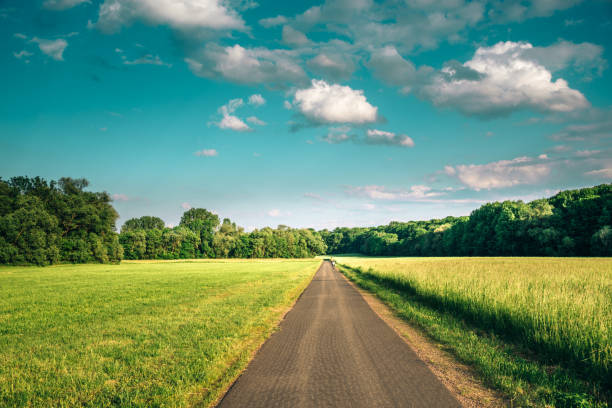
[340,264,610,408]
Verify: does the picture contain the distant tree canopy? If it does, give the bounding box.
[0,176,123,265]
[1,177,610,265]
[119,210,327,260]
[320,184,612,257]
[121,216,164,232]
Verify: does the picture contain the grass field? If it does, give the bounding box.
[336,256,611,408]
[0,259,320,407]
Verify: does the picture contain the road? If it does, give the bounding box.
[216,261,461,408]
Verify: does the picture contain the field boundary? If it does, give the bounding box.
[337,267,506,408]
[208,260,323,408]
[337,263,610,408]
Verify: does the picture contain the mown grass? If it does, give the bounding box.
[0,259,320,407]
[336,257,611,408]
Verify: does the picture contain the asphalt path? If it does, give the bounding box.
[216,261,461,408]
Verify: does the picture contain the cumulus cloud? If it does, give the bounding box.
[347,185,444,201]
[420,41,589,118]
[185,44,306,88]
[267,209,281,217]
[367,46,418,87]
[445,156,551,190]
[214,98,255,131]
[365,129,414,147]
[292,79,378,125]
[43,0,90,10]
[219,114,250,131]
[524,40,606,78]
[182,202,192,210]
[259,15,288,27]
[94,0,244,33]
[248,94,265,106]
[307,53,355,82]
[30,37,68,61]
[194,148,218,156]
[282,25,311,47]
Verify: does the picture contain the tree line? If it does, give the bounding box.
[320,184,612,257]
[1,176,610,265]
[119,209,327,260]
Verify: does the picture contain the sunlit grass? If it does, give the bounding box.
[0,259,319,407]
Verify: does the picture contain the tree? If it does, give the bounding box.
[179,208,220,257]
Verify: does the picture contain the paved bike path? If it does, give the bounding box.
[217,261,461,407]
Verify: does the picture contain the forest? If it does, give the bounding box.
[321,184,612,257]
[0,176,610,265]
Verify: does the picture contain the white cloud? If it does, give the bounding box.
[259,15,288,27]
[246,116,266,125]
[282,25,311,47]
[365,129,414,147]
[14,33,27,39]
[538,154,548,159]
[43,0,90,10]
[182,202,192,210]
[219,115,250,131]
[307,53,355,82]
[421,41,589,117]
[123,54,172,67]
[94,0,244,33]
[30,37,68,61]
[585,168,612,179]
[194,148,218,156]
[347,185,444,201]
[185,44,306,88]
[293,79,378,125]
[268,209,281,217]
[114,48,123,53]
[524,40,606,77]
[214,98,253,131]
[446,156,551,190]
[283,100,292,109]
[248,94,265,106]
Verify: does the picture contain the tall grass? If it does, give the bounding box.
[336,257,611,405]
[0,259,319,407]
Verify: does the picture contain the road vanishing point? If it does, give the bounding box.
[217,260,462,408]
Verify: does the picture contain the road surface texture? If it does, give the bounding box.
[216,261,461,408]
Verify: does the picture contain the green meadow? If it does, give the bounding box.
[0,259,320,407]
[336,256,612,408]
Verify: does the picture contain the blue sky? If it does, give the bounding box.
[1,0,611,230]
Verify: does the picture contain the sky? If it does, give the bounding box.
[1,0,611,231]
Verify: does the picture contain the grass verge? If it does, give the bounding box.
[0,259,320,407]
[337,259,610,408]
